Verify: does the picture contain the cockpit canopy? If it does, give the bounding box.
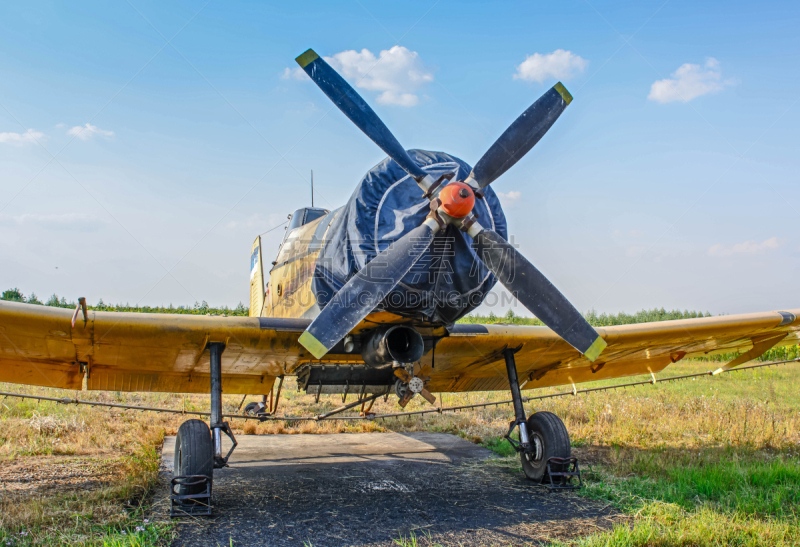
[287,207,329,232]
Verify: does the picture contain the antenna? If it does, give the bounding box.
[311,170,314,207]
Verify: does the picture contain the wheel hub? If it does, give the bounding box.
[524,432,544,463]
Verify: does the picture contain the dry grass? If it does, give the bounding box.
[0,360,798,545]
[0,394,168,545]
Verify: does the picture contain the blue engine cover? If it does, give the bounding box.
[312,150,508,325]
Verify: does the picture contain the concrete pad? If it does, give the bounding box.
[162,431,491,470]
[159,432,621,547]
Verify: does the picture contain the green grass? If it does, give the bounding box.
[565,502,799,547]
[583,450,800,517]
[566,448,800,547]
[475,364,800,546]
[483,435,517,458]
[0,520,169,547]
[100,522,170,547]
[393,531,443,547]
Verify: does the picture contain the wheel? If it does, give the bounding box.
[244,401,266,416]
[520,411,571,482]
[174,419,214,498]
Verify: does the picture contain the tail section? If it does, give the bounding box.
[249,236,265,317]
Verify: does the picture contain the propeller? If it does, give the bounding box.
[465,83,572,190]
[298,218,440,359]
[295,49,430,184]
[471,228,606,360]
[295,49,606,363]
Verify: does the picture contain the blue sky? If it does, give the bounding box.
[1,0,798,316]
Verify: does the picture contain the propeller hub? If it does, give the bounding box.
[438,181,475,218]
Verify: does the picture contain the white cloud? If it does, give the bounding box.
[281,67,307,81]
[67,123,114,141]
[0,129,45,146]
[648,58,734,103]
[709,236,781,257]
[496,190,522,207]
[497,190,522,201]
[285,46,434,107]
[513,50,588,83]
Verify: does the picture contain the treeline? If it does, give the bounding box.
[458,308,712,327]
[0,288,249,317]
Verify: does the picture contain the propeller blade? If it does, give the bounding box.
[472,229,606,361]
[298,218,439,359]
[296,49,428,181]
[467,83,572,190]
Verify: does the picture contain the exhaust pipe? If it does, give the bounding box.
[361,325,424,367]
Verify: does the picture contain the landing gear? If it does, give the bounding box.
[174,419,214,491]
[244,400,267,417]
[171,343,238,516]
[520,411,571,481]
[244,376,284,419]
[502,348,575,486]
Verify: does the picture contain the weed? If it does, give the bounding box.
[483,435,516,458]
[393,530,443,547]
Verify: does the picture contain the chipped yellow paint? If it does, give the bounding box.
[264,213,330,319]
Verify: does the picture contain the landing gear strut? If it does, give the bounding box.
[503,348,575,485]
[209,342,237,468]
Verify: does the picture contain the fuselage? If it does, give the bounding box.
[265,206,337,320]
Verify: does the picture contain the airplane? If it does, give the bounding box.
[1,49,798,504]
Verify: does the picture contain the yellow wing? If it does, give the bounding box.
[1,300,798,394]
[428,310,800,392]
[0,301,308,394]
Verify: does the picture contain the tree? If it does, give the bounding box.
[27,292,43,305]
[1,288,24,302]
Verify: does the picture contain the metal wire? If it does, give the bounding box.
[0,358,796,422]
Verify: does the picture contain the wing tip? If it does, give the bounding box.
[299,330,328,359]
[584,336,607,362]
[554,82,573,105]
[296,49,319,69]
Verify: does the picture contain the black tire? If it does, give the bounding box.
[244,402,262,416]
[174,419,214,498]
[520,411,571,482]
